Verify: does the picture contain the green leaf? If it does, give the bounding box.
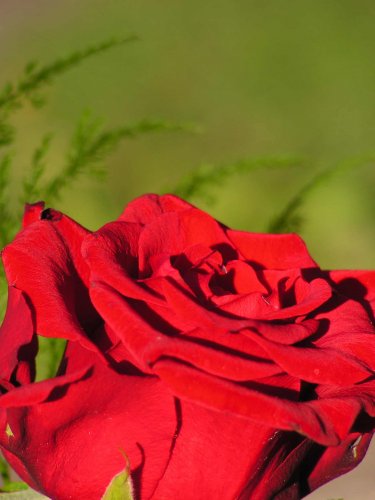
[101,468,134,500]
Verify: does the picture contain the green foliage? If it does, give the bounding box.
[0,154,14,248]
[43,113,195,203]
[101,452,133,500]
[269,154,375,233]
[0,455,10,484]
[0,455,29,494]
[0,482,29,493]
[22,134,54,203]
[169,156,302,204]
[35,337,67,382]
[0,36,137,149]
[0,35,195,395]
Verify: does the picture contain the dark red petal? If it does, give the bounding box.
[239,434,312,500]
[0,287,35,383]
[329,269,375,314]
[227,229,317,269]
[314,299,375,370]
[308,432,373,493]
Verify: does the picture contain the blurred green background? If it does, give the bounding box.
[0,0,374,270]
[1,2,375,498]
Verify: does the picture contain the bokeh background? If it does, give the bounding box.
[0,0,374,498]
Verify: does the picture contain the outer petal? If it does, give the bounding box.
[313,299,375,370]
[22,201,45,228]
[0,287,36,385]
[119,193,193,224]
[307,432,373,493]
[2,210,100,352]
[0,341,177,500]
[151,400,280,500]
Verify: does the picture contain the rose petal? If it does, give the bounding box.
[90,283,282,380]
[250,333,373,385]
[227,229,317,269]
[329,269,375,315]
[82,221,165,306]
[308,432,373,494]
[22,201,45,227]
[119,193,193,224]
[0,287,36,384]
[214,278,332,320]
[137,209,233,276]
[152,357,341,446]
[2,214,100,353]
[152,400,280,499]
[0,341,177,500]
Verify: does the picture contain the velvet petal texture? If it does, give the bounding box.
[0,307,177,499]
[1,194,375,500]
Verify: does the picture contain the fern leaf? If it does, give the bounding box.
[0,154,15,248]
[0,119,14,148]
[0,36,138,112]
[269,154,375,233]
[44,113,194,202]
[169,156,302,204]
[22,133,53,203]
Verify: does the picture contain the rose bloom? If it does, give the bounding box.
[0,194,374,500]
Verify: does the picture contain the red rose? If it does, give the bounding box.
[0,194,375,499]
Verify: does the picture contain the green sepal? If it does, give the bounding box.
[101,459,134,500]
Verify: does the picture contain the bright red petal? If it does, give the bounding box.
[0,341,177,500]
[227,230,317,269]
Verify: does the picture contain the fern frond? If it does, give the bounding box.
[269,154,375,233]
[0,36,138,112]
[169,156,302,204]
[22,133,53,203]
[0,154,15,247]
[44,113,194,202]
[0,118,14,148]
